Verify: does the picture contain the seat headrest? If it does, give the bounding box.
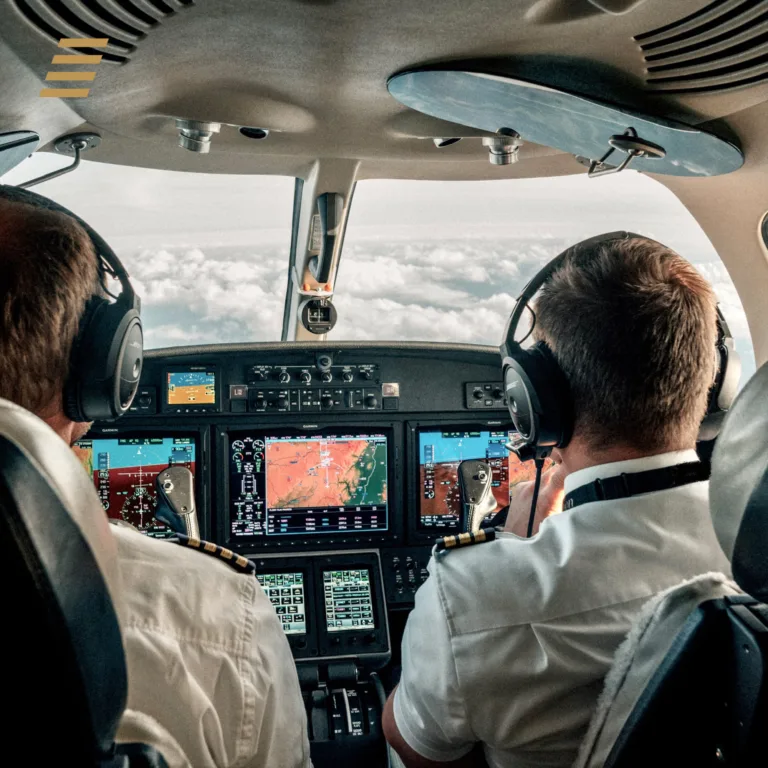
[0,398,127,757]
[710,362,768,602]
[0,399,124,603]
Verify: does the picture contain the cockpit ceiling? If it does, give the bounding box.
[1,0,767,180]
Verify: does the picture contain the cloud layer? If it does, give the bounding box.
[122,236,756,382]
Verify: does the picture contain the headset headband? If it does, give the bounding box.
[501,230,633,358]
[0,183,144,422]
[0,184,139,312]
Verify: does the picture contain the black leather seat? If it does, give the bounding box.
[576,362,768,768]
[0,398,167,766]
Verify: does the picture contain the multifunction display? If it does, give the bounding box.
[259,572,307,635]
[418,428,539,530]
[323,569,375,632]
[73,436,197,537]
[229,430,389,539]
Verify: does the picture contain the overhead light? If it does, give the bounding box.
[433,137,461,148]
[482,129,522,165]
[175,119,221,153]
[240,126,270,140]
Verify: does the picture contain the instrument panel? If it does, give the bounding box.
[80,342,519,614]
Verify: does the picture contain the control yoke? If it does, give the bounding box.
[154,466,200,539]
[458,459,497,533]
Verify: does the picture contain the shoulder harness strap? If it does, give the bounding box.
[563,461,710,511]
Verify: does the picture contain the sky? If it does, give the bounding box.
[2,153,756,379]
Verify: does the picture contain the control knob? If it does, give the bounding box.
[364,394,378,409]
[321,371,333,383]
[342,371,354,383]
[473,389,484,400]
[361,370,373,381]
[252,370,268,382]
[493,387,504,400]
[300,371,312,384]
[276,396,289,410]
[321,395,334,409]
[278,371,290,384]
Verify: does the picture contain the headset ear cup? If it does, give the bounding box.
[503,357,537,441]
[65,297,143,422]
[700,337,741,441]
[699,308,742,441]
[63,296,106,422]
[502,342,573,452]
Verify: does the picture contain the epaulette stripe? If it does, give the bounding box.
[171,534,256,575]
[435,526,496,553]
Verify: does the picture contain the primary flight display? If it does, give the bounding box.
[229,430,389,539]
[73,436,197,537]
[418,428,539,530]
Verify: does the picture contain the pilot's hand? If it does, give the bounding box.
[503,461,568,537]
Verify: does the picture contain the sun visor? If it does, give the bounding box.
[387,69,743,177]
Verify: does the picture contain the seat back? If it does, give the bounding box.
[576,362,768,768]
[0,399,166,766]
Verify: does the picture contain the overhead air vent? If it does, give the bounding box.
[634,0,768,94]
[11,0,196,64]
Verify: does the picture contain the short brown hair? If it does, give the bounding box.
[0,198,98,413]
[534,236,717,452]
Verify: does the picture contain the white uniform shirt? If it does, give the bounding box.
[394,450,730,768]
[112,525,311,768]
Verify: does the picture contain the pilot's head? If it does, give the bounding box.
[0,196,100,445]
[533,235,717,455]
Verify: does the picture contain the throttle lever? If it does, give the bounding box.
[154,466,200,539]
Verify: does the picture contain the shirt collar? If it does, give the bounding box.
[563,449,701,496]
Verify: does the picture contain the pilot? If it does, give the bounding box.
[383,236,732,767]
[0,193,311,768]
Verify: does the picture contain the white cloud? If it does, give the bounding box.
[127,236,754,384]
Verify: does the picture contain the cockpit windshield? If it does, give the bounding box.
[3,155,754,379]
[3,155,295,348]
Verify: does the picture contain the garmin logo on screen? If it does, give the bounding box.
[39,38,109,99]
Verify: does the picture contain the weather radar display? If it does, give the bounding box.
[418,429,541,530]
[73,436,197,537]
[229,431,389,538]
[167,370,216,405]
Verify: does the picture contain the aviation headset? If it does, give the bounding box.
[0,185,143,422]
[500,231,741,459]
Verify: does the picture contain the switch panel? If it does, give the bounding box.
[465,381,506,410]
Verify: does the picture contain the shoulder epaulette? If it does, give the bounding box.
[435,526,496,553]
[172,534,256,575]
